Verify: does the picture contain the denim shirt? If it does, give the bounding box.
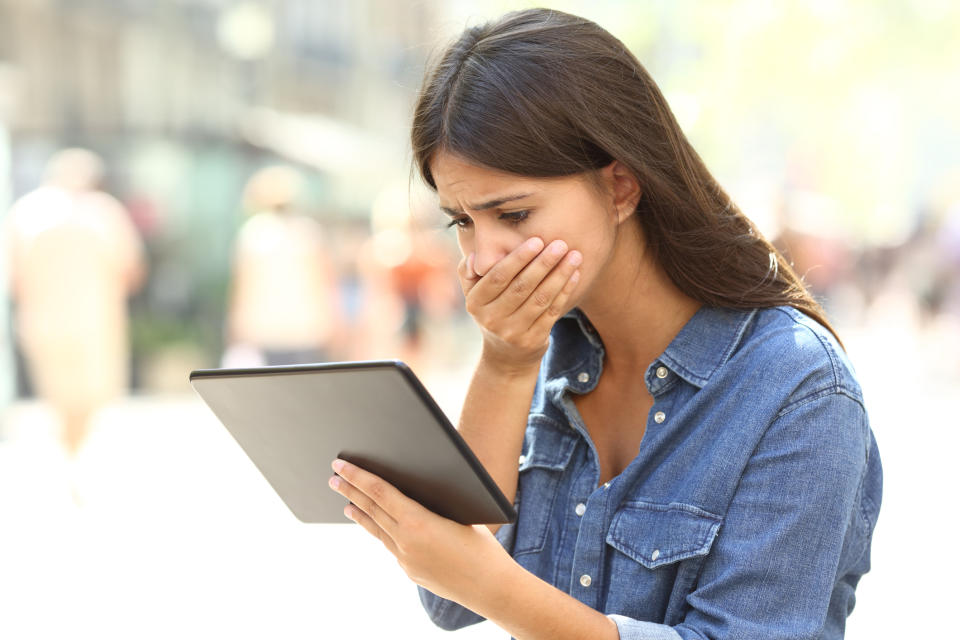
[419,305,882,640]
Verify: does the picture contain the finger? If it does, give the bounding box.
[489,239,571,317]
[330,460,404,535]
[343,502,400,556]
[467,237,544,307]
[510,249,582,329]
[528,266,581,336]
[328,472,399,536]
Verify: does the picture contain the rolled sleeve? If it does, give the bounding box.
[418,518,518,630]
[609,615,683,640]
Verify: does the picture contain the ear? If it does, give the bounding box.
[601,161,642,224]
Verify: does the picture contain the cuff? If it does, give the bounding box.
[608,615,683,640]
[417,518,517,630]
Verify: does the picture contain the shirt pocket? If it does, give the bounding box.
[605,501,722,616]
[513,416,577,557]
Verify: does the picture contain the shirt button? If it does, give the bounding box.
[577,372,590,383]
[655,366,668,379]
[651,549,660,561]
[518,454,526,465]
[575,503,586,516]
[579,574,592,587]
[654,411,666,424]
[603,482,610,489]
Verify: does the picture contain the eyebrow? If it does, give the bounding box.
[439,193,534,216]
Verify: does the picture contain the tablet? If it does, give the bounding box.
[189,360,516,525]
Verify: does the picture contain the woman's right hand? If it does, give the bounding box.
[458,237,582,375]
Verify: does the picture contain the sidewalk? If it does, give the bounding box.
[0,389,500,640]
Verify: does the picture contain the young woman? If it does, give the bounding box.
[328,9,882,639]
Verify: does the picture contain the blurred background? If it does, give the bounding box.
[0,0,957,638]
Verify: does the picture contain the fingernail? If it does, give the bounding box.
[329,475,341,489]
[568,250,582,266]
[550,240,567,256]
[332,459,345,472]
[467,253,475,276]
[570,270,581,284]
[526,237,544,252]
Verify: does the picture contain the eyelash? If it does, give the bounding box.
[445,210,531,230]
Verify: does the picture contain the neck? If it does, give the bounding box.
[578,225,700,377]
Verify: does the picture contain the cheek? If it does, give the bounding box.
[457,226,529,258]
[567,223,617,287]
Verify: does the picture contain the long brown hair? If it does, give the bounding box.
[411,8,841,344]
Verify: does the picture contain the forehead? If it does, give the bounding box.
[430,151,531,195]
[430,150,587,204]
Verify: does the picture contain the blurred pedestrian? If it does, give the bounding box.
[224,166,341,367]
[2,148,146,455]
[356,190,460,370]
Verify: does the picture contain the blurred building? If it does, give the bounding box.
[0,0,452,393]
[0,0,436,139]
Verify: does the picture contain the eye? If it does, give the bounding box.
[445,215,472,230]
[499,210,531,224]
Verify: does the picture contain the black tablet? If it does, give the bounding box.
[189,360,516,525]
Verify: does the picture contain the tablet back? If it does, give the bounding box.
[190,361,516,525]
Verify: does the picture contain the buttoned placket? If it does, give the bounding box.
[567,474,612,607]
[556,350,681,609]
[569,361,675,605]
[558,383,612,609]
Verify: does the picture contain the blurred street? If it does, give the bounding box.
[1,313,957,639]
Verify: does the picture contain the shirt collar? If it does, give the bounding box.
[656,306,757,388]
[547,306,756,391]
[540,309,604,396]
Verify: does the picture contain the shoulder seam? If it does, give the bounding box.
[771,306,843,387]
[775,385,863,419]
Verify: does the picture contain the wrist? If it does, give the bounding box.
[477,352,540,381]
[478,345,544,380]
[464,541,522,618]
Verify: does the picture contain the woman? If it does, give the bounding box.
[328,9,881,639]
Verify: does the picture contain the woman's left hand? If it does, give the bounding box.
[328,459,514,606]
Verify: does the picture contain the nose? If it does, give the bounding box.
[470,223,518,277]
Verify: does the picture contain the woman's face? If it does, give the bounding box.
[430,150,632,308]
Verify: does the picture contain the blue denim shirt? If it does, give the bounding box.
[419,305,882,640]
